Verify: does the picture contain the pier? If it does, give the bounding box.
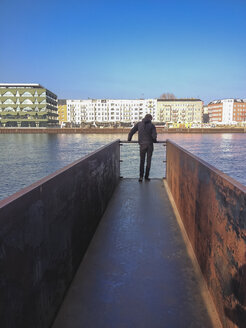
[0,140,245,328]
[52,178,217,328]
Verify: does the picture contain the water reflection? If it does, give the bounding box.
[0,133,245,200]
[221,133,233,140]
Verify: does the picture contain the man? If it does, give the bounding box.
[128,114,157,182]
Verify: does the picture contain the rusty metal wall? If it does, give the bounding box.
[166,140,246,328]
[0,140,120,328]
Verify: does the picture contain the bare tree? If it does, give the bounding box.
[159,93,176,99]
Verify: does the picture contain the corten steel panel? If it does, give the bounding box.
[0,140,120,328]
[166,140,246,328]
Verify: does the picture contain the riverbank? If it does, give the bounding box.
[0,127,246,134]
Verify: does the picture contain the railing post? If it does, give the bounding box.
[119,140,167,179]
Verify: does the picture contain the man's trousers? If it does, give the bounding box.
[139,143,153,178]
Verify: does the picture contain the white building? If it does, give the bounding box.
[67,99,157,125]
[208,99,246,124]
[65,98,204,125]
[203,105,208,114]
[222,99,234,123]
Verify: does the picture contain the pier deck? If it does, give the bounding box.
[52,179,214,328]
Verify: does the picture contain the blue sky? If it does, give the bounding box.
[0,0,245,104]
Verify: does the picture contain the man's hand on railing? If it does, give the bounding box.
[120,140,166,144]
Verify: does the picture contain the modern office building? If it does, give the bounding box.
[208,99,246,123]
[157,99,203,124]
[0,83,58,127]
[66,98,157,125]
[58,99,67,126]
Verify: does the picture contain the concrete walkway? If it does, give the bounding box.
[52,179,214,328]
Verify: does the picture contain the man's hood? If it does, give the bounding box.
[142,117,151,124]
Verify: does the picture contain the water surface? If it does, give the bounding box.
[0,133,245,200]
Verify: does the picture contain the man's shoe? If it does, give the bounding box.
[139,177,143,182]
[145,177,150,181]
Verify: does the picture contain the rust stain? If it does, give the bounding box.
[166,140,246,328]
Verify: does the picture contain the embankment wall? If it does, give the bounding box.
[166,140,246,328]
[0,127,245,134]
[0,140,120,328]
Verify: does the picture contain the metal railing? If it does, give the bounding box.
[119,140,167,179]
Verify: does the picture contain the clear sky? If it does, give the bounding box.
[0,0,245,104]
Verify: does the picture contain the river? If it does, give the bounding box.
[0,133,245,200]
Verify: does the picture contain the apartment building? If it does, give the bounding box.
[65,98,204,125]
[66,99,157,125]
[58,99,67,126]
[208,99,246,123]
[157,99,203,123]
[203,105,208,115]
[0,83,58,127]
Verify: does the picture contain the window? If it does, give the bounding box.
[3,91,15,97]
[21,91,33,97]
[22,99,33,104]
[23,107,33,112]
[3,99,15,104]
[4,107,15,111]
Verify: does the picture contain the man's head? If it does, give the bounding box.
[144,114,152,121]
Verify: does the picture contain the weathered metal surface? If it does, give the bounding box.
[52,179,213,328]
[166,140,246,328]
[0,140,120,328]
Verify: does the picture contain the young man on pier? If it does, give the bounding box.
[128,114,157,182]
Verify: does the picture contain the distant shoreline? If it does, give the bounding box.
[0,127,245,134]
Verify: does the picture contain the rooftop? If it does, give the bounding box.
[0,83,45,88]
[0,83,57,98]
[157,98,202,102]
[208,99,246,105]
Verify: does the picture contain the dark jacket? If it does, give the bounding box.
[128,117,157,144]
